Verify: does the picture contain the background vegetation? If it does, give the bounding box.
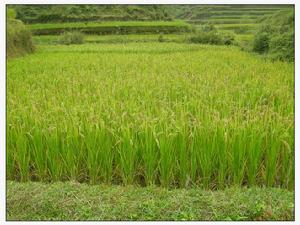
[6,8,35,58]
[29,20,191,35]
[13,5,172,23]
[253,10,294,61]
[7,4,294,61]
[58,31,85,45]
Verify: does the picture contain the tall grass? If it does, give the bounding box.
[7,43,294,189]
[6,19,35,58]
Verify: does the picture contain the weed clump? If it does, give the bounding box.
[158,33,165,42]
[59,31,85,45]
[188,27,235,46]
[6,8,35,58]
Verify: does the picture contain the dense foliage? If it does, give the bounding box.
[28,21,191,35]
[188,25,235,45]
[12,4,291,25]
[253,10,294,61]
[253,31,269,53]
[59,31,85,45]
[12,5,172,23]
[6,8,35,57]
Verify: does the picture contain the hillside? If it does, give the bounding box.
[167,4,294,34]
[12,5,172,23]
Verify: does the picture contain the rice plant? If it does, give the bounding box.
[7,43,294,189]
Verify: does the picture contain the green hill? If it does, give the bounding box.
[12,5,172,24]
[166,5,294,34]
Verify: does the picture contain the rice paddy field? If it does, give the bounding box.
[7,42,294,190]
[6,4,296,221]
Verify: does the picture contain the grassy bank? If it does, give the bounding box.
[12,5,172,23]
[7,181,294,221]
[32,34,187,45]
[29,21,191,35]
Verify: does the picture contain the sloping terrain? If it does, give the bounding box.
[12,5,172,23]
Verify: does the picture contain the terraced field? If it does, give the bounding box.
[32,34,187,45]
[24,5,294,50]
[29,20,191,35]
[174,4,294,42]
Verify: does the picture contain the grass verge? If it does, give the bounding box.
[29,21,191,35]
[32,34,186,45]
[7,181,294,221]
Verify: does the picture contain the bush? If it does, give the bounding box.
[158,33,165,42]
[188,30,235,46]
[59,31,84,45]
[239,40,253,52]
[200,24,216,32]
[6,19,35,58]
[233,26,249,34]
[220,31,235,45]
[253,32,269,54]
[189,31,222,45]
[252,10,294,61]
[269,31,294,62]
[7,8,16,19]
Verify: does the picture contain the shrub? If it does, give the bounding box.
[6,19,35,58]
[253,32,269,54]
[239,40,253,52]
[188,30,235,46]
[200,24,216,32]
[252,10,294,61]
[189,31,222,45]
[158,33,165,42]
[7,8,16,19]
[220,31,235,45]
[234,26,248,34]
[269,31,294,62]
[59,31,84,45]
